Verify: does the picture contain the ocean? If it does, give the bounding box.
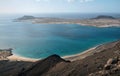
[0,13,120,58]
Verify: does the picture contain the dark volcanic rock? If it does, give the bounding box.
[104,64,112,70]
[19,54,70,76]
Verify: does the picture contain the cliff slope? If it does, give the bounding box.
[19,40,120,76]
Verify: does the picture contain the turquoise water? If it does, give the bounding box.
[0,14,120,58]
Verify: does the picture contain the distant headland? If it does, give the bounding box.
[15,15,120,27]
[93,15,116,19]
[17,15,35,20]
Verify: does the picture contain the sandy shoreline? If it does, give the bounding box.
[7,54,39,62]
[63,47,97,61]
[6,46,97,62]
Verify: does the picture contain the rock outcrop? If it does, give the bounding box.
[0,48,13,60]
[89,57,120,76]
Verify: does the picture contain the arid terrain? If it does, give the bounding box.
[0,40,120,76]
[15,15,120,27]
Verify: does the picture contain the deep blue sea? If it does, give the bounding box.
[0,13,120,58]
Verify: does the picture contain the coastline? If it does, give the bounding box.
[6,40,118,62]
[15,16,120,28]
[6,46,98,62]
[32,22,120,28]
[7,54,39,62]
[87,24,120,28]
[63,46,97,61]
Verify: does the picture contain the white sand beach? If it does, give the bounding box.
[63,47,97,61]
[7,46,97,62]
[7,54,39,62]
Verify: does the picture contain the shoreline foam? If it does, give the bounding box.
[7,54,39,62]
[63,47,97,61]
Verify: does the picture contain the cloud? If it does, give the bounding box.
[68,0,94,3]
[35,0,94,3]
[80,0,94,3]
[67,0,75,3]
[35,0,49,2]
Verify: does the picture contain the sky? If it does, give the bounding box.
[0,0,120,14]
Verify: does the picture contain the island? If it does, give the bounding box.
[15,15,120,27]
